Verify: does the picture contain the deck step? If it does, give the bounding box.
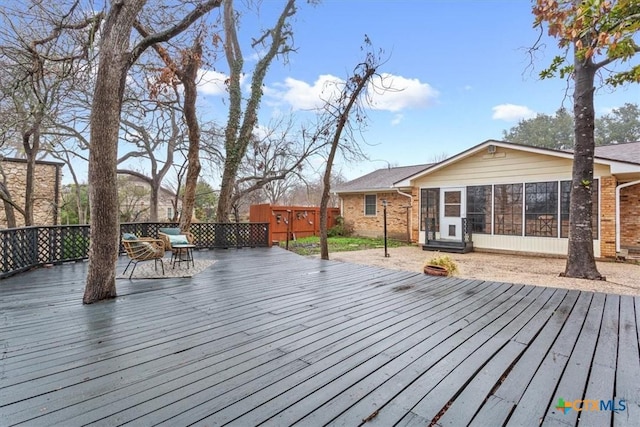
[422,240,473,254]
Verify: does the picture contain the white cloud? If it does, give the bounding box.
[491,104,536,121]
[197,69,228,95]
[197,69,249,96]
[268,74,345,110]
[267,73,438,113]
[368,73,439,112]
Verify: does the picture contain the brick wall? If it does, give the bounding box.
[341,191,413,241]
[410,186,420,243]
[599,176,616,258]
[0,159,62,228]
[620,183,640,250]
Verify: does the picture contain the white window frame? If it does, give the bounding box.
[364,194,377,216]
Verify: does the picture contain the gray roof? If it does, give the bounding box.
[335,164,431,193]
[337,142,640,194]
[594,141,640,164]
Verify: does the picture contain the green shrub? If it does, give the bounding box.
[424,254,459,275]
[328,216,355,237]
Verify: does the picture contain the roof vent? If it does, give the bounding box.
[487,144,497,154]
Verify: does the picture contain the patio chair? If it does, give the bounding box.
[121,233,165,279]
[158,227,194,252]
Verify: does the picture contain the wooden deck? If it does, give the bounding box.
[1,247,638,426]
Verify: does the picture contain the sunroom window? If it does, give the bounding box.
[525,181,558,237]
[467,185,492,234]
[494,184,523,236]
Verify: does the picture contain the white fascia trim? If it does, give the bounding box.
[393,140,640,187]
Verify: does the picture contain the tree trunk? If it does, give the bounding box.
[75,186,85,224]
[215,0,296,223]
[149,180,159,222]
[3,199,17,228]
[0,177,18,229]
[319,66,376,260]
[217,166,237,223]
[22,127,40,226]
[319,154,333,260]
[0,185,17,228]
[216,0,243,223]
[563,47,603,280]
[83,0,147,304]
[83,0,220,303]
[179,40,203,232]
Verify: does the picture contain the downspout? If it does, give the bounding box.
[396,189,412,200]
[395,189,413,243]
[615,179,640,253]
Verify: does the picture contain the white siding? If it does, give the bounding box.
[413,147,611,187]
[471,234,601,258]
[416,146,607,257]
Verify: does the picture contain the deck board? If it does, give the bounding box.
[434,287,567,427]
[0,247,637,426]
[614,296,640,426]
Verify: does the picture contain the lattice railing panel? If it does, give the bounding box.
[0,227,38,275]
[1,222,270,279]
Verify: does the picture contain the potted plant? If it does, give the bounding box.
[423,254,459,276]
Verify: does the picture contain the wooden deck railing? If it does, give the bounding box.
[0,222,269,279]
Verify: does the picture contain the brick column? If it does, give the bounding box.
[599,176,617,258]
[620,184,640,250]
[411,187,420,244]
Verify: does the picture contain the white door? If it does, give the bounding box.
[440,187,465,240]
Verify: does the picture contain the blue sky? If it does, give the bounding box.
[194,0,640,182]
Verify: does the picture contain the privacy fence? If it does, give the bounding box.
[0,222,269,279]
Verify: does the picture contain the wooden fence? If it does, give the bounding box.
[249,204,340,244]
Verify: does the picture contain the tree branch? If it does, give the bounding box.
[129,0,222,66]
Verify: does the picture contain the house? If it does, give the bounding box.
[336,164,431,241]
[0,157,64,228]
[335,140,640,258]
[119,175,181,222]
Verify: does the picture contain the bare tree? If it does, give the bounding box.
[83,0,222,304]
[50,143,89,223]
[216,0,298,222]
[45,68,94,224]
[230,116,325,211]
[312,37,383,260]
[117,79,184,222]
[286,173,346,206]
[0,1,101,225]
[134,24,206,231]
[117,177,150,222]
[262,171,302,205]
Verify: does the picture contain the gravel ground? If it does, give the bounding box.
[324,246,640,296]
